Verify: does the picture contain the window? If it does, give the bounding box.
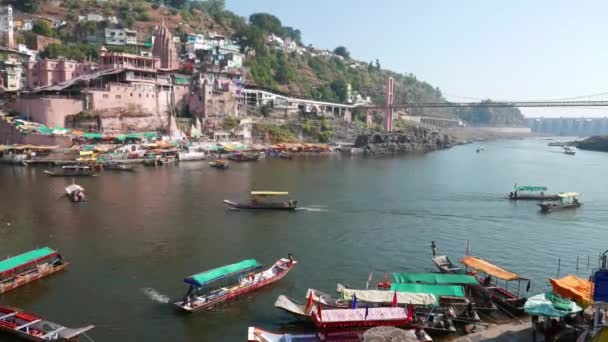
[102,94,109,99]
[116,95,121,99]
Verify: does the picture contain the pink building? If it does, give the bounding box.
[27,59,96,89]
[98,47,160,71]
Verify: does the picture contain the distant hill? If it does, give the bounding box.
[454,101,525,126]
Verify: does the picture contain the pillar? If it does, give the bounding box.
[384,77,394,132]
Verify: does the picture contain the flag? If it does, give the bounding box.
[305,291,314,313]
[352,293,358,309]
[407,303,414,320]
[365,304,369,320]
[391,290,398,307]
[368,272,374,282]
[317,302,322,321]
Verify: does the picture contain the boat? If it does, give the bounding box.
[311,305,413,329]
[459,255,529,316]
[247,326,432,342]
[564,146,576,155]
[64,183,85,203]
[538,192,581,213]
[0,305,93,341]
[209,159,229,169]
[102,162,135,172]
[0,247,68,294]
[432,255,463,274]
[548,142,565,147]
[476,147,485,153]
[174,255,297,313]
[508,185,560,200]
[224,191,297,210]
[178,150,205,161]
[227,152,260,162]
[43,166,95,177]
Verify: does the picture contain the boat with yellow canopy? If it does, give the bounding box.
[224,191,297,210]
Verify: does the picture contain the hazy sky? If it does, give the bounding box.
[226,0,608,117]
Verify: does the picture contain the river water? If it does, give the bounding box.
[0,138,607,341]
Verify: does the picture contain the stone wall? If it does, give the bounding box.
[12,97,84,127]
[354,126,453,154]
[0,119,72,147]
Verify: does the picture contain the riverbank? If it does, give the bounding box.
[451,322,534,342]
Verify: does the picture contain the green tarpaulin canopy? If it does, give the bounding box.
[524,292,582,317]
[82,132,103,139]
[516,186,548,192]
[0,247,56,274]
[393,273,478,285]
[185,259,261,287]
[37,126,53,135]
[390,283,465,298]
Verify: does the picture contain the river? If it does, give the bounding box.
[0,138,607,341]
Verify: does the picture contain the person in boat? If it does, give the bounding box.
[431,241,437,256]
[465,302,474,318]
[483,275,492,286]
[573,197,580,205]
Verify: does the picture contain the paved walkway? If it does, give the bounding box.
[451,322,541,342]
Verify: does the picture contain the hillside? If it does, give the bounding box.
[16,0,522,125]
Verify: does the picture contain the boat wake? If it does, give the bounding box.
[296,207,329,212]
[142,287,170,304]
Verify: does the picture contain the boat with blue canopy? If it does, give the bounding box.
[0,247,68,294]
[174,255,297,313]
[508,185,560,200]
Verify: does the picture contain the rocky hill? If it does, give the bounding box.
[575,136,608,152]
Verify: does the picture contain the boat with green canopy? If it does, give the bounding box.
[0,247,68,294]
[508,184,560,200]
[390,284,465,298]
[393,273,478,285]
[174,255,297,313]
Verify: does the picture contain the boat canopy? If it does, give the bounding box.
[524,292,582,317]
[516,186,548,192]
[250,191,289,196]
[392,273,478,285]
[558,192,579,198]
[389,283,465,298]
[460,256,527,281]
[0,247,56,275]
[340,288,437,306]
[184,259,261,287]
[550,275,592,307]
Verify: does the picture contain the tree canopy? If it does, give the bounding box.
[333,46,350,59]
[32,19,54,37]
[249,13,283,35]
[455,100,525,126]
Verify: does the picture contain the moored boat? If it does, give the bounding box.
[564,146,576,155]
[311,305,413,329]
[431,255,464,274]
[0,305,93,341]
[508,185,560,200]
[64,184,85,203]
[209,159,229,169]
[174,255,297,313]
[0,247,68,294]
[228,152,260,162]
[43,166,95,177]
[279,152,293,160]
[102,162,135,172]
[539,192,581,213]
[224,191,297,210]
[247,326,432,342]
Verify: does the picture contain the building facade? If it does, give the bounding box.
[0,58,23,92]
[0,6,14,49]
[105,28,139,46]
[27,59,96,89]
[152,24,179,70]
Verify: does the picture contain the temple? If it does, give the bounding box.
[152,23,179,71]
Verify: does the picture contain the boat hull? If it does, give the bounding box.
[175,260,296,313]
[43,171,94,177]
[0,263,68,294]
[508,194,561,201]
[538,202,581,212]
[223,200,296,210]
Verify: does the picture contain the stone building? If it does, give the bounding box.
[27,58,97,89]
[152,23,179,71]
[0,5,15,49]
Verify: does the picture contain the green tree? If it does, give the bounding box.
[233,25,265,54]
[282,26,302,45]
[375,59,381,71]
[333,46,350,59]
[14,0,40,13]
[330,79,349,102]
[167,0,188,9]
[275,52,295,84]
[32,19,54,37]
[249,13,282,35]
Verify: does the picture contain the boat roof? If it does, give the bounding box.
[460,256,527,281]
[516,186,548,192]
[558,192,579,198]
[0,247,56,275]
[250,191,289,196]
[524,292,582,317]
[389,283,465,298]
[393,273,478,285]
[184,259,261,287]
[316,307,409,323]
[550,275,592,306]
[340,288,437,306]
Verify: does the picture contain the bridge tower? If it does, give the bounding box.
[384,77,394,132]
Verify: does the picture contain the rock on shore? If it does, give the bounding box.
[575,135,608,152]
[354,126,453,154]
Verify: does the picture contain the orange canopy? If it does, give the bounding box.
[460,256,527,281]
[550,275,592,307]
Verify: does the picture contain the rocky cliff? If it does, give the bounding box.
[575,136,608,152]
[354,126,453,154]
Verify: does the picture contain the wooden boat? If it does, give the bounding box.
[508,185,560,200]
[0,305,93,341]
[247,326,432,342]
[103,162,134,172]
[209,159,229,169]
[279,152,293,160]
[311,305,412,329]
[432,255,463,274]
[64,184,85,203]
[548,142,565,147]
[459,256,529,316]
[224,191,297,210]
[564,146,576,155]
[228,152,260,162]
[0,247,68,294]
[174,255,297,313]
[43,166,95,177]
[539,192,581,213]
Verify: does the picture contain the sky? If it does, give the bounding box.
[225,0,608,118]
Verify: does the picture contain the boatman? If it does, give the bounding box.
[431,241,437,256]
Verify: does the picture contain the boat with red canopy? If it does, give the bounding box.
[174,255,297,313]
[311,304,413,330]
[0,305,93,341]
[0,247,68,294]
[247,326,432,342]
